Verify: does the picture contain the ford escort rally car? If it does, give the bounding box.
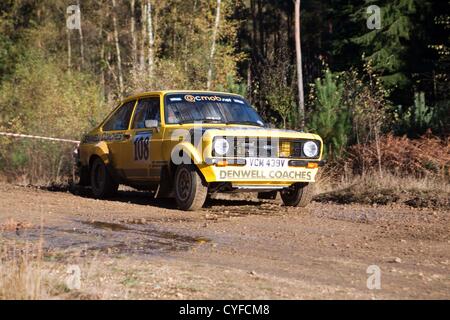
[76,90,324,210]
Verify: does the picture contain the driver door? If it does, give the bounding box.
[123,96,162,181]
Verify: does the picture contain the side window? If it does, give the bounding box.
[132,97,160,129]
[103,101,135,131]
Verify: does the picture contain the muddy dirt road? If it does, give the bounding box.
[0,183,449,299]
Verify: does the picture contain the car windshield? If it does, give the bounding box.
[164,93,265,126]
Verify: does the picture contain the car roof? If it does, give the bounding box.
[120,90,245,104]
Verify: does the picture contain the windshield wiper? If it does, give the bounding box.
[175,118,223,125]
[201,118,223,123]
[226,120,264,127]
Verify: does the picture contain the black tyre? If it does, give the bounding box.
[174,165,208,211]
[280,183,314,207]
[90,158,118,198]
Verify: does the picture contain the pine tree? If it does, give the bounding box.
[309,69,351,159]
[352,0,418,90]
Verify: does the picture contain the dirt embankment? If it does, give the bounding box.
[0,183,449,299]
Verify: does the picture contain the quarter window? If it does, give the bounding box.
[132,97,160,129]
[103,101,135,131]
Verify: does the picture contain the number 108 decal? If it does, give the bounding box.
[134,133,151,161]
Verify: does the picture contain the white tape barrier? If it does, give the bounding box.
[0,132,80,144]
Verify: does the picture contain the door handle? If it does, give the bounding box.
[123,133,131,140]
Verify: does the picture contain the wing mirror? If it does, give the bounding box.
[145,119,159,129]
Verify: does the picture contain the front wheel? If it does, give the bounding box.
[90,158,118,198]
[174,165,208,211]
[280,183,314,207]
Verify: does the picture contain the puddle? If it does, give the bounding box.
[81,220,130,231]
[1,219,211,256]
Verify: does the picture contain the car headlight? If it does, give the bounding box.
[303,141,319,158]
[213,138,230,156]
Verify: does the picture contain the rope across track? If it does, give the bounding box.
[0,132,80,145]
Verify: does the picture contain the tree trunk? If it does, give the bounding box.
[139,0,146,73]
[106,33,120,97]
[130,0,138,76]
[251,0,257,58]
[207,0,222,90]
[257,0,264,58]
[250,0,258,102]
[146,0,155,80]
[295,0,305,130]
[375,129,382,178]
[247,64,252,102]
[112,0,124,95]
[66,28,72,72]
[77,0,85,69]
[184,0,198,73]
[99,24,105,98]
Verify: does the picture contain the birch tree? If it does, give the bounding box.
[77,0,85,69]
[146,0,155,80]
[99,22,105,97]
[66,28,72,72]
[139,0,147,72]
[130,0,138,75]
[207,0,222,90]
[112,0,124,95]
[295,0,305,130]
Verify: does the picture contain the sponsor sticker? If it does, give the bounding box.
[217,168,313,181]
[133,132,152,161]
[184,94,232,103]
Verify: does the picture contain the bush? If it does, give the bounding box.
[345,133,449,178]
[259,48,297,129]
[0,51,107,184]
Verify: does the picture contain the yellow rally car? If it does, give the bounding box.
[76,90,324,210]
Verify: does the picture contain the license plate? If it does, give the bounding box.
[246,158,288,168]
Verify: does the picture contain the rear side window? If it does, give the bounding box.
[103,100,135,131]
[132,97,160,129]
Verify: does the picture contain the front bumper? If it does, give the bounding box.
[200,157,323,185]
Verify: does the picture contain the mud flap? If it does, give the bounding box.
[155,166,174,198]
[257,191,278,200]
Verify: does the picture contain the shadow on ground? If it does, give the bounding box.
[37,183,266,209]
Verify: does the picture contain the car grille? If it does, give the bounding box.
[212,137,320,159]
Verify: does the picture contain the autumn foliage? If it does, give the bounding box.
[345,132,450,178]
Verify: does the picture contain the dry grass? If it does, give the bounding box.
[0,228,111,300]
[315,170,450,194]
[0,238,103,300]
[314,170,450,209]
[315,133,450,209]
[0,240,46,299]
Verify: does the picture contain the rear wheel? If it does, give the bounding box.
[174,165,208,211]
[90,158,118,198]
[280,183,314,207]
